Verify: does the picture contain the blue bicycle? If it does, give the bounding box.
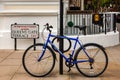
[22,23,108,77]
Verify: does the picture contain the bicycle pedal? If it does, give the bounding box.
[68,68,71,72]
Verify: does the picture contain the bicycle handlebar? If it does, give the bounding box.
[41,23,53,42]
[44,23,53,33]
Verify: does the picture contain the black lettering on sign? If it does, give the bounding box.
[11,24,39,39]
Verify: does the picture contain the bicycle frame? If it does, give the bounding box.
[38,33,91,64]
[23,24,108,77]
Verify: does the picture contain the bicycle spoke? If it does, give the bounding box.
[93,49,100,58]
[22,43,55,77]
[75,43,108,77]
[40,55,53,61]
[26,52,39,60]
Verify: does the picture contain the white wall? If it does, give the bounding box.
[0,15,58,49]
[0,0,59,49]
[0,14,119,49]
[0,0,119,50]
[70,31,119,49]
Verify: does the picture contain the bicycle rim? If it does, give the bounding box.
[22,43,55,77]
[75,43,108,77]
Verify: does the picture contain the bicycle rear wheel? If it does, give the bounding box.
[74,43,108,77]
[22,43,55,77]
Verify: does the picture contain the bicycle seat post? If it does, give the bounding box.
[77,31,81,38]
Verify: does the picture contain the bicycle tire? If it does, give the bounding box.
[22,43,56,77]
[74,43,108,77]
[51,37,71,52]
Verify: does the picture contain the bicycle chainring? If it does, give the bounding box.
[65,58,74,68]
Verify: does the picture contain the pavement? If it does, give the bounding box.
[0,44,120,80]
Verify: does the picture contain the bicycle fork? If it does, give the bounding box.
[38,34,51,62]
[37,45,46,62]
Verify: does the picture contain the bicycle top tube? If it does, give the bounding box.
[50,33,78,41]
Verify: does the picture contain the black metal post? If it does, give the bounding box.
[14,38,17,50]
[33,39,36,50]
[113,14,116,33]
[105,14,107,34]
[59,0,64,74]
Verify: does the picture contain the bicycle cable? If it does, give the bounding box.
[41,23,53,43]
[41,27,46,43]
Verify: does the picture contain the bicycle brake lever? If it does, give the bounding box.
[44,23,49,27]
[49,25,53,28]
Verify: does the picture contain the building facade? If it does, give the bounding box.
[0,0,119,49]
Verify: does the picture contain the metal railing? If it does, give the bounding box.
[64,12,117,35]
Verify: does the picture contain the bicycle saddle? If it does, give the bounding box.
[74,25,86,31]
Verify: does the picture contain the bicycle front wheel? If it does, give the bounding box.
[22,43,55,77]
[74,43,108,77]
